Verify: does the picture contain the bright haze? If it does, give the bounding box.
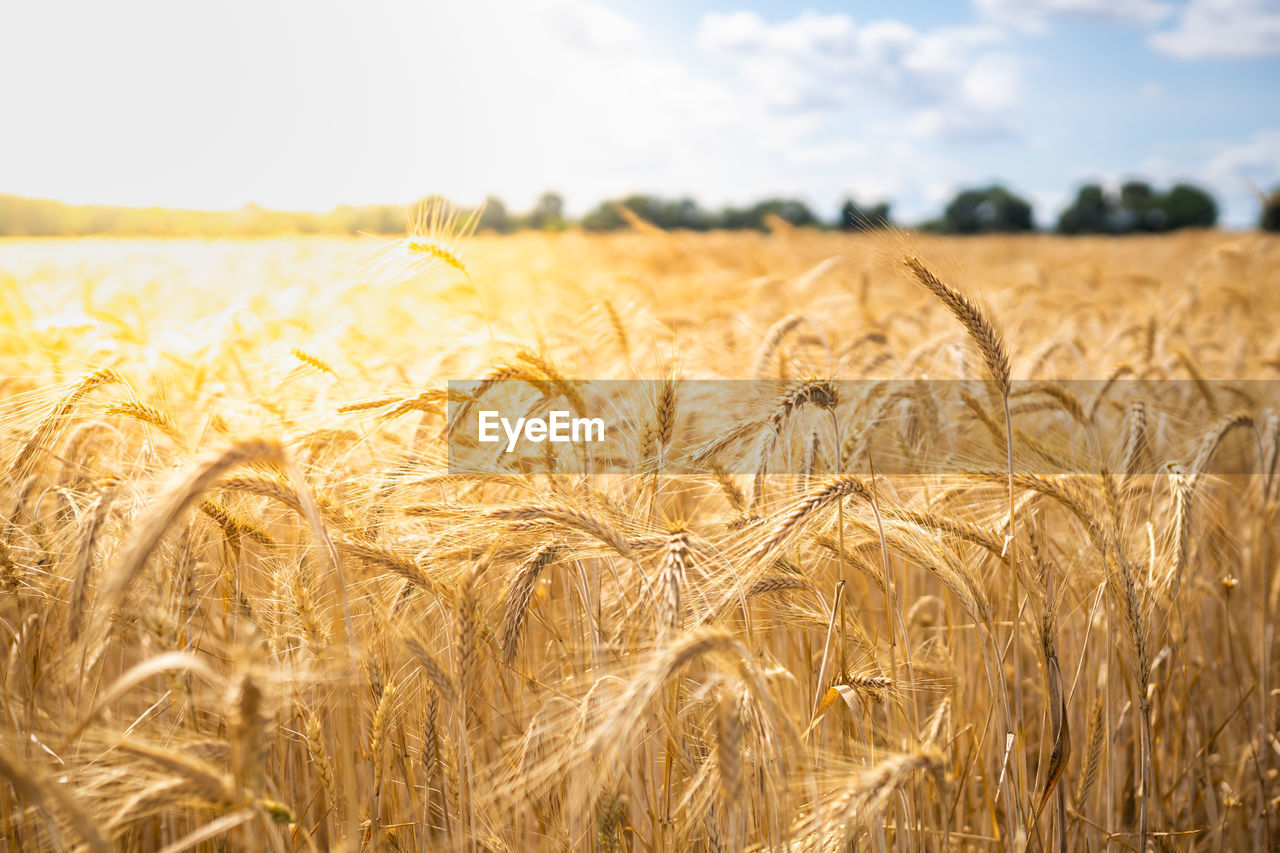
[2,0,1277,226]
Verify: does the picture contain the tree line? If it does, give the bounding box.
[2,182,1278,237]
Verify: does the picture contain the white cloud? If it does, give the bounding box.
[696,11,1023,140]
[973,0,1173,32]
[542,0,643,51]
[976,0,1280,60]
[1149,0,1280,59]
[0,0,755,213]
[1205,129,1280,190]
[7,0,1265,230]
[5,0,962,217]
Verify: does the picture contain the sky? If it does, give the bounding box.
[1,0,1278,226]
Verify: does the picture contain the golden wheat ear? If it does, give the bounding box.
[902,256,1010,394]
[366,196,481,288]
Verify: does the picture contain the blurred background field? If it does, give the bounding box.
[4,229,1277,386]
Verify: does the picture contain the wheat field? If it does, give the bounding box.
[0,228,1277,851]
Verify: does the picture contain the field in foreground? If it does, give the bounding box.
[0,230,1277,851]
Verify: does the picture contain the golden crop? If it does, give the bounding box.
[0,228,1276,851]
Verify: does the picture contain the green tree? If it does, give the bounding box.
[1057,180,1219,234]
[580,195,714,232]
[1156,183,1217,229]
[476,196,514,234]
[620,195,712,230]
[716,198,816,231]
[525,192,566,231]
[1117,181,1167,232]
[942,185,1034,234]
[839,198,891,230]
[1262,187,1280,232]
[651,196,712,230]
[755,198,816,228]
[580,200,627,232]
[1057,184,1112,234]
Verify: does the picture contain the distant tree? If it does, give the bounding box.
[618,195,710,230]
[1156,183,1217,229]
[716,198,817,231]
[580,200,628,232]
[839,198,891,230]
[526,192,566,231]
[1057,184,1112,234]
[580,195,714,232]
[647,196,712,230]
[1117,180,1166,231]
[476,196,514,234]
[942,185,1034,234]
[1058,180,1218,234]
[755,198,817,228]
[620,195,662,229]
[1263,187,1280,232]
[0,194,62,235]
[676,198,713,230]
[373,205,404,234]
[715,206,749,230]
